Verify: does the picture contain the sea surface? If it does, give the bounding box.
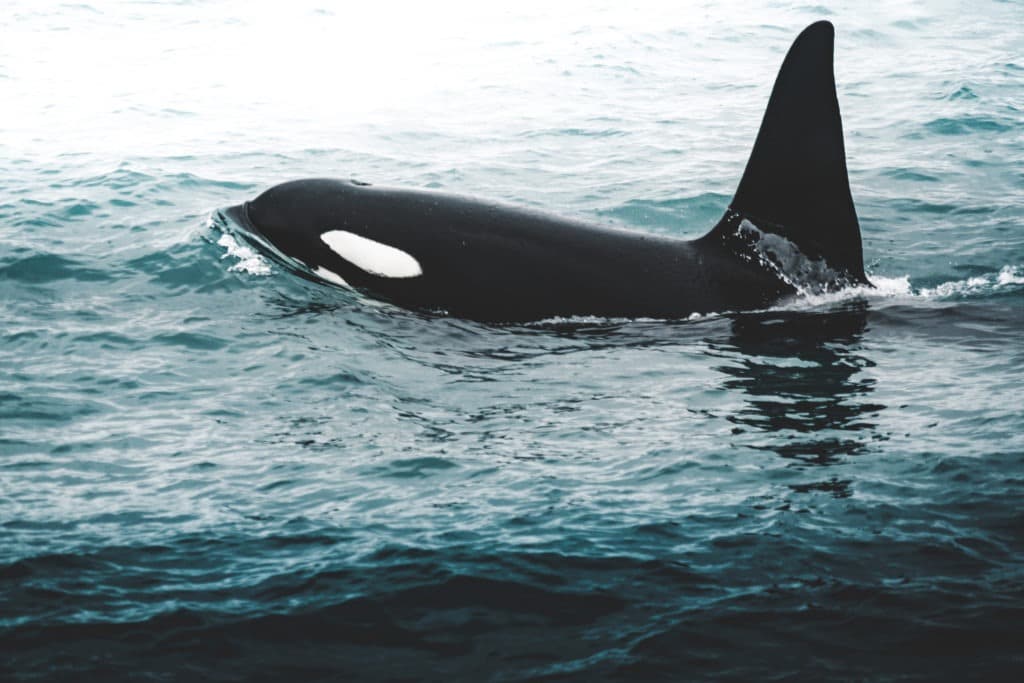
[2,1,1022,680]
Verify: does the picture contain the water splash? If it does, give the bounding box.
[734,218,852,296]
[920,265,1024,297]
[216,233,271,276]
[732,218,1022,311]
[207,213,272,276]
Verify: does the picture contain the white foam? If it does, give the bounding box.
[788,275,909,309]
[729,218,1023,310]
[529,312,712,326]
[517,264,1021,325]
[914,265,1023,298]
[790,267,1023,311]
[996,265,1024,287]
[920,276,990,298]
[320,230,422,278]
[217,233,271,276]
[313,266,350,288]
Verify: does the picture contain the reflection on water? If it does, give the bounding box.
[716,303,885,481]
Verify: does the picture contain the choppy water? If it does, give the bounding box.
[2,1,1023,680]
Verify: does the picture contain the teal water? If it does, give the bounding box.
[2,1,1023,680]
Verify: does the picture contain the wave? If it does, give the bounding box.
[0,252,114,284]
[3,539,1020,681]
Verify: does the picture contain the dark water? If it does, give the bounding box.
[2,1,1023,680]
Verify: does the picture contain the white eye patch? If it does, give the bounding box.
[320,230,422,278]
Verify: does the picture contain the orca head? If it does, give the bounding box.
[225,178,359,266]
[225,179,423,286]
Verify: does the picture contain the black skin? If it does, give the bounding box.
[223,21,868,323]
[226,181,792,322]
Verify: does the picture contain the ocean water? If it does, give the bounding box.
[2,0,1023,680]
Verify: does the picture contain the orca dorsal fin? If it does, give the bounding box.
[720,20,868,284]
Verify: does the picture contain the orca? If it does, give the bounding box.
[224,21,869,323]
